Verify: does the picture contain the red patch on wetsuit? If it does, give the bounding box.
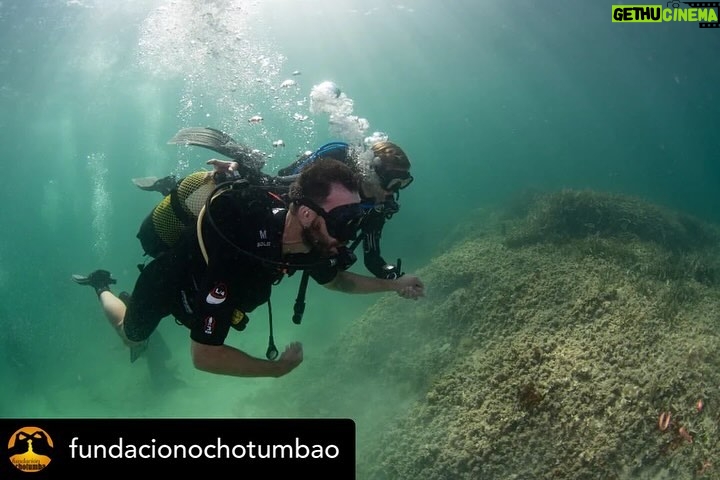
[206,283,228,305]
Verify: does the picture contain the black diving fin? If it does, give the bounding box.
[168,127,267,172]
[130,339,149,363]
[131,175,178,196]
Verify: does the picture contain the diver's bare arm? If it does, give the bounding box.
[325,270,426,298]
[190,340,299,378]
[323,270,396,294]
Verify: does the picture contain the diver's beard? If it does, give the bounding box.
[302,227,335,256]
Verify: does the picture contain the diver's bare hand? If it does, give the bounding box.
[206,158,240,176]
[276,341,303,376]
[394,274,425,300]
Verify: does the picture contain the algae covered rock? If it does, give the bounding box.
[249,189,720,479]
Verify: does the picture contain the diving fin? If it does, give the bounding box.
[132,176,161,190]
[132,175,178,196]
[167,127,266,171]
[130,339,149,363]
[168,126,237,150]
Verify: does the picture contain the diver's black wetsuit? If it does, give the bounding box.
[358,195,402,279]
[123,188,338,346]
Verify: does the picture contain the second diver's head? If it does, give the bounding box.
[360,141,413,201]
[288,158,365,256]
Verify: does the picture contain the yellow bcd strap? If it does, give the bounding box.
[195,188,228,266]
[196,203,210,265]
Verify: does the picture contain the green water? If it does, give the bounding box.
[0,0,717,462]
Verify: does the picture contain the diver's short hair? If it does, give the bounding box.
[289,157,361,204]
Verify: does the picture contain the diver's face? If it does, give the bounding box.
[360,180,386,202]
[363,168,412,201]
[300,183,361,256]
[302,223,335,256]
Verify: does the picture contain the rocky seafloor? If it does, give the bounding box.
[249,189,720,479]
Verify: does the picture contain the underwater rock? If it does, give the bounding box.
[248,189,720,479]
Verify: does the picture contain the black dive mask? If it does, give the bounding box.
[298,198,366,242]
[375,168,413,192]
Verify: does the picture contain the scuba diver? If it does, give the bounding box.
[72,158,425,378]
[134,127,415,280]
[279,138,413,280]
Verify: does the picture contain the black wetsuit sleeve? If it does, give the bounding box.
[188,193,240,346]
[362,212,391,278]
[189,267,234,346]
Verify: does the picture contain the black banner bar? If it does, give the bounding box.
[1,419,355,477]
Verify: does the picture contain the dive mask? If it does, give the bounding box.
[298,198,366,242]
[376,168,414,192]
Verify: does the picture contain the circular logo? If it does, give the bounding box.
[7,427,53,473]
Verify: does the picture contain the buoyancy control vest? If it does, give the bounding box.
[136,171,221,258]
[136,141,353,258]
